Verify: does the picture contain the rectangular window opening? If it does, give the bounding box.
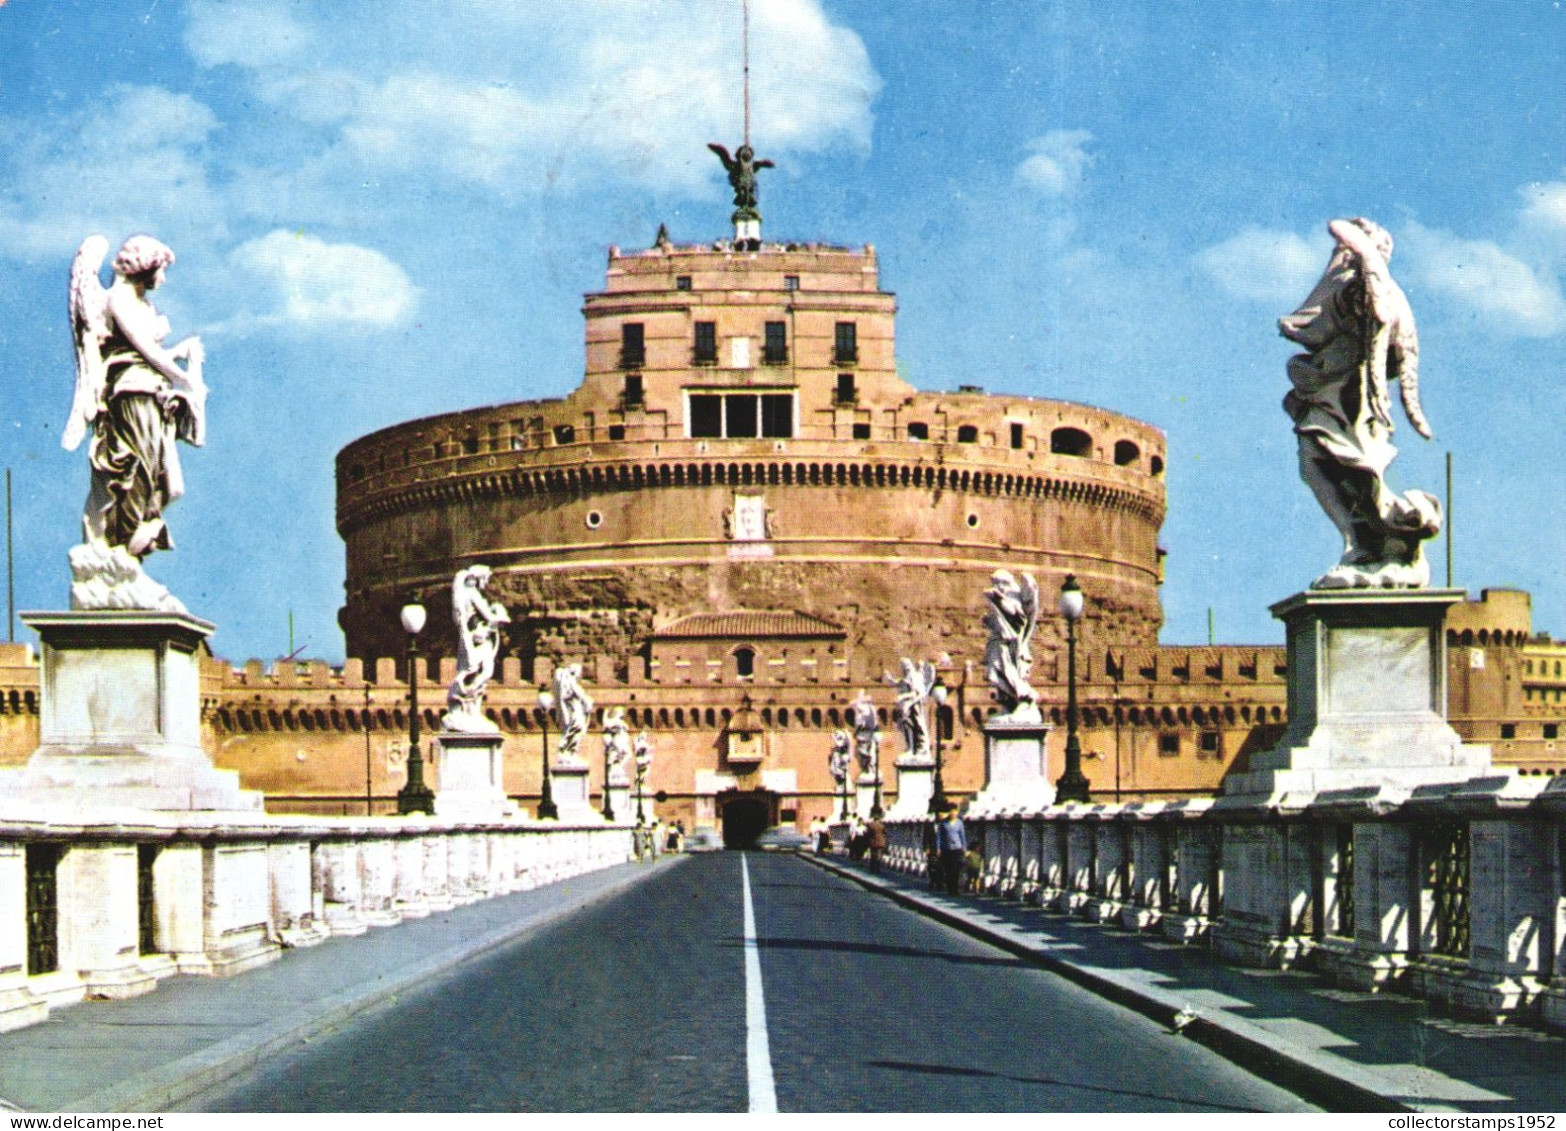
[761,394,794,438]
[620,323,645,368]
[764,321,788,365]
[694,322,717,364]
[726,394,759,438]
[834,321,858,365]
[689,395,722,439]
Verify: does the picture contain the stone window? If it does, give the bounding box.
[1150,455,1165,476]
[688,392,794,439]
[764,321,788,364]
[834,321,858,365]
[552,424,575,445]
[689,395,723,438]
[1199,731,1221,757]
[1546,723,1559,740]
[784,274,799,291]
[1051,427,1092,457]
[1159,733,1180,757]
[852,423,871,440]
[694,322,717,365]
[835,373,857,405]
[676,275,692,291]
[608,425,625,441]
[957,425,979,444]
[1010,422,1025,450]
[734,647,756,679]
[620,323,645,368]
[623,374,645,407]
[907,422,929,440]
[1114,439,1141,467]
[1501,723,1516,739]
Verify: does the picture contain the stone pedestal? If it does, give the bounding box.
[605,778,631,824]
[433,731,514,821]
[855,774,884,819]
[889,757,935,818]
[1222,590,1491,801]
[548,762,600,823]
[969,713,1054,816]
[6,612,261,811]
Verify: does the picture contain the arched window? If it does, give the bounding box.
[1114,440,1140,467]
[957,424,979,444]
[1051,427,1092,457]
[734,647,756,679]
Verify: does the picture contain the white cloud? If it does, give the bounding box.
[1194,227,1324,307]
[0,85,222,260]
[184,0,313,68]
[1520,181,1566,234]
[183,0,879,196]
[228,231,418,331]
[1015,130,1093,197]
[1401,221,1566,338]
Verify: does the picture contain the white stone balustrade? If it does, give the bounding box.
[883,773,1566,1032]
[0,811,634,1034]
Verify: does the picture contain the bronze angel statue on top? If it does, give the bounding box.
[64,235,207,610]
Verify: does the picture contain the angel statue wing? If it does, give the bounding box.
[1017,574,1040,659]
[63,235,111,452]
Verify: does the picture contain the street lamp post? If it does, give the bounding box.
[601,718,617,822]
[1056,574,1091,803]
[929,681,949,814]
[536,688,558,820]
[395,600,435,815]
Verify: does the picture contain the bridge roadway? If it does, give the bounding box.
[186,852,1309,1113]
[3,850,1563,1113]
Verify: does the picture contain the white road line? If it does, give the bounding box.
[741,853,779,1113]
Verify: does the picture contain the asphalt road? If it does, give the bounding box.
[187,853,1319,1112]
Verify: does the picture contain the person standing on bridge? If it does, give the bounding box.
[866,815,887,874]
[934,807,967,896]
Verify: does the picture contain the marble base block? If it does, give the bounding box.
[548,762,601,823]
[434,731,514,821]
[888,758,935,818]
[6,611,261,811]
[1224,590,1492,802]
[855,775,884,818]
[970,714,1054,815]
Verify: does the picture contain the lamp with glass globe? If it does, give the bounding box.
[395,599,436,815]
[1056,574,1092,803]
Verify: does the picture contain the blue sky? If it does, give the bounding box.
[4,0,1566,664]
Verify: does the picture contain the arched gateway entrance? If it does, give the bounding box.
[717,789,778,849]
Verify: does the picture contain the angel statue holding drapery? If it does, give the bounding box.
[603,708,632,784]
[885,658,938,760]
[443,565,510,733]
[65,235,208,612]
[849,692,880,778]
[553,663,593,765]
[1280,218,1441,589]
[829,729,851,786]
[983,571,1040,718]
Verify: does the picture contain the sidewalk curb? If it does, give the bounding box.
[803,853,1420,1115]
[72,857,685,1113]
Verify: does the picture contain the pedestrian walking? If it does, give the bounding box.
[934,806,967,895]
[866,815,887,874]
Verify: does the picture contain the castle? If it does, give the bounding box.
[2,210,1564,842]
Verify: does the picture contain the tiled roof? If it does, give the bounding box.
[653,611,845,639]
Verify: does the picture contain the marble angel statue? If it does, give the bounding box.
[602,707,632,784]
[829,729,852,786]
[552,663,593,765]
[1279,218,1441,589]
[64,235,208,610]
[849,692,880,778]
[443,565,510,732]
[885,658,938,760]
[983,571,1040,716]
